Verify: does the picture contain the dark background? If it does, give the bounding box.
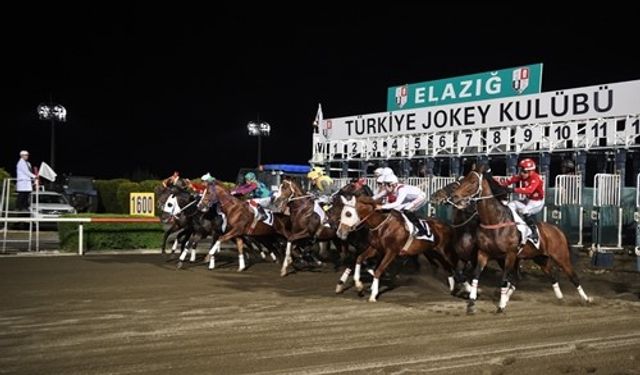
[4,4,638,182]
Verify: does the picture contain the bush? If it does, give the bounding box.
[116,182,141,214]
[95,179,129,213]
[58,213,163,251]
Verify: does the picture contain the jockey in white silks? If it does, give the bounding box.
[375,174,428,237]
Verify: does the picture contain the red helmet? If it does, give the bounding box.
[519,158,536,171]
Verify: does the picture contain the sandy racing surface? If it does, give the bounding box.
[1,251,639,374]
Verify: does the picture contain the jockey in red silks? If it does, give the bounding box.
[498,158,544,242]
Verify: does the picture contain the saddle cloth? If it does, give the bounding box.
[248,204,274,226]
[313,201,327,223]
[401,213,435,242]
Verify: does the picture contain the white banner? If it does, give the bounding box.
[322,79,640,141]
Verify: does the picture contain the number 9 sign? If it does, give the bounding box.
[130,193,155,217]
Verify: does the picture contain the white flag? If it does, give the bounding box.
[314,103,323,127]
[39,161,58,182]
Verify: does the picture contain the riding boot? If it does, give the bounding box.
[524,215,538,243]
[404,210,427,237]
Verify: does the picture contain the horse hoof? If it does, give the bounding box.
[280,270,288,277]
[496,307,506,314]
[466,302,476,315]
[584,297,594,304]
[176,261,183,269]
[355,281,364,292]
[368,297,377,302]
[204,254,211,262]
[237,267,246,272]
[335,284,344,294]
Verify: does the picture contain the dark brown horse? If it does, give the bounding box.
[337,195,456,302]
[450,163,593,313]
[156,184,198,256]
[197,182,287,271]
[273,178,343,276]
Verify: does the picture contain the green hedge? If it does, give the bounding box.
[58,214,163,251]
[95,179,130,213]
[116,182,141,213]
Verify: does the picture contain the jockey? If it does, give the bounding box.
[307,166,335,202]
[498,158,544,243]
[376,174,428,237]
[162,171,180,188]
[240,172,272,218]
[372,167,394,201]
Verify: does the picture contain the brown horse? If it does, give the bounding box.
[450,163,592,313]
[337,195,456,302]
[272,178,343,276]
[197,182,287,271]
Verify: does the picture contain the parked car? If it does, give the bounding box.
[30,191,77,218]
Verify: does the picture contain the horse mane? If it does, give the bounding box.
[483,171,510,199]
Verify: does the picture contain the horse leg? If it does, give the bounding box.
[207,240,222,270]
[497,252,518,313]
[236,237,246,272]
[552,252,593,304]
[176,230,193,269]
[281,241,293,277]
[532,255,564,301]
[354,246,378,293]
[467,251,489,314]
[369,250,398,302]
[161,229,170,255]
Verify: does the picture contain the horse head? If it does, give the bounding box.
[336,195,376,240]
[450,163,488,209]
[197,183,220,213]
[272,179,304,212]
[430,180,461,205]
[159,188,193,223]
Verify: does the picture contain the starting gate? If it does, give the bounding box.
[553,175,583,247]
[592,173,623,251]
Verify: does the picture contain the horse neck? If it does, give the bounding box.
[215,185,239,211]
[476,178,511,225]
[357,201,386,229]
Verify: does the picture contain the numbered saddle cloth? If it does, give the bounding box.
[401,213,434,242]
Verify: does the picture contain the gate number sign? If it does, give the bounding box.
[130,193,155,216]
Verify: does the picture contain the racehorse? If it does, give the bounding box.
[449,163,593,313]
[158,183,229,267]
[156,184,197,256]
[325,182,374,293]
[272,178,343,277]
[198,181,286,271]
[337,195,457,302]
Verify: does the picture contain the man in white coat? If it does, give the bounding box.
[16,150,36,211]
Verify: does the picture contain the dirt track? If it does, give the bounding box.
[1,251,639,374]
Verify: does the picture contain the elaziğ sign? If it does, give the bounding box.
[387,64,543,111]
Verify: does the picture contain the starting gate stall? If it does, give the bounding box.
[592,173,623,255]
[552,175,584,247]
[332,177,351,190]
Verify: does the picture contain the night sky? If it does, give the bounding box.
[4,5,638,182]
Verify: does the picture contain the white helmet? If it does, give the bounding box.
[376,175,386,184]
[374,167,394,177]
[383,174,398,184]
[201,173,215,182]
